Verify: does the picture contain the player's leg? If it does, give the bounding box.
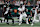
[34,8,38,21]
[23,13,29,24]
[19,14,23,25]
[6,13,10,25]
[12,18,14,24]
[4,18,5,22]
[34,14,39,22]
[6,18,9,25]
[31,19,36,26]
[34,14,37,20]
[26,17,29,24]
[38,14,40,22]
[31,20,39,26]
[31,18,39,26]
[31,21,34,26]
[4,14,9,24]
[1,17,5,23]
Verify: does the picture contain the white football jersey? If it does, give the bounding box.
[4,7,10,15]
[35,7,38,15]
[18,8,22,11]
[4,11,8,15]
[22,5,25,11]
[6,7,10,11]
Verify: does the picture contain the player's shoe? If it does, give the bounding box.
[31,23,34,26]
[1,20,2,23]
[26,23,29,24]
[26,22,29,24]
[19,23,21,25]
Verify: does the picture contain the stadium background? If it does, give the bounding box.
[0,0,40,27]
[0,0,38,17]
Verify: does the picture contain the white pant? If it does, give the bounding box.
[34,13,40,23]
[38,13,40,21]
[19,12,27,23]
[31,14,40,26]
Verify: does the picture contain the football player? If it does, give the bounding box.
[31,7,40,26]
[18,5,29,25]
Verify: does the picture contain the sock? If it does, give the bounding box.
[12,19,14,24]
[26,18,29,24]
[34,15,36,20]
[7,19,9,23]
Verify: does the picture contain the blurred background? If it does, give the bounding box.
[0,0,39,17]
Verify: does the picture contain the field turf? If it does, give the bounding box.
[0,17,40,27]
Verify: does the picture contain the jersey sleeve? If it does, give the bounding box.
[18,8,22,11]
[22,5,25,11]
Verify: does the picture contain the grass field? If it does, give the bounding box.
[0,22,40,27]
[0,17,40,27]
